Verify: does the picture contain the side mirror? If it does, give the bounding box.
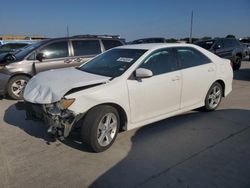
[135,68,153,79]
[36,53,45,62]
[4,53,16,63]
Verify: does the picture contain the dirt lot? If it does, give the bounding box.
[0,61,250,188]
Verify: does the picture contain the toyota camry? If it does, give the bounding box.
[23,43,233,152]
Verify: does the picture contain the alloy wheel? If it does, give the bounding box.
[97,113,118,147]
[11,79,27,98]
[208,85,222,109]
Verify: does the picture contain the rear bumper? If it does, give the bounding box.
[0,72,11,95]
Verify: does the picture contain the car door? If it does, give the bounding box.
[34,40,71,73]
[175,47,216,108]
[70,39,102,67]
[213,39,233,59]
[127,48,181,123]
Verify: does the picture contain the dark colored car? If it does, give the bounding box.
[0,35,124,99]
[0,42,30,54]
[195,38,244,70]
[131,37,166,44]
[239,38,250,60]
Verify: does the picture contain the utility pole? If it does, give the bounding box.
[189,11,193,43]
[66,25,69,37]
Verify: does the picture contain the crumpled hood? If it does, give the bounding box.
[24,67,111,104]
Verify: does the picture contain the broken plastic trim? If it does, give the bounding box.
[65,83,104,96]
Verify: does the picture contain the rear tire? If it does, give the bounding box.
[81,105,120,152]
[202,82,223,111]
[7,75,30,100]
[232,55,241,70]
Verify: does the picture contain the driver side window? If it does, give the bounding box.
[139,48,177,76]
[38,41,69,60]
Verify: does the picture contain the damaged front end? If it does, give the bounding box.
[25,98,83,140]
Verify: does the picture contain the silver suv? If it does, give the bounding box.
[0,35,124,99]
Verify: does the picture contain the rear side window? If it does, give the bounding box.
[223,39,234,48]
[102,40,123,50]
[11,43,28,49]
[176,47,211,69]
[195,40,215,50]
[72,40,101,56]
[139,48,177,75]
[39,41,69,59]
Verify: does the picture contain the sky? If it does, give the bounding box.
[0,0,249,41]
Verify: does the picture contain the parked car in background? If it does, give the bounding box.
[0,35,124,99]
[24,43,233,152]
[195,38,244,70]
[241,43,250,58]
[239,38,250,60]
[131,37,166,44]
[0,42,31,54]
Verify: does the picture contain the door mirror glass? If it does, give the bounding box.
[4,53,16,63]
[135,68,153,78]
[36,53,45,62]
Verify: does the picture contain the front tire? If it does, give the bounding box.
[7,75,29,100]
[203,82,223,111]
[81,105,120,152]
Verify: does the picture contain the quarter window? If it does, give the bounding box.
[72,40,101,56]
[139,49,177,75]
[176,47,211,69]
[39,41,69,59]
[102,40,123,50]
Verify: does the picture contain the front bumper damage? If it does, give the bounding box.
[25,102,83,140]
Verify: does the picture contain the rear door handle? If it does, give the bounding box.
[171,76,180,81]
[208,67,215,72]
[64,59,73,64]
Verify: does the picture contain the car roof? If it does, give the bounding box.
[133,37,165,41]
[44,35,123,42]
[116,43,197,50]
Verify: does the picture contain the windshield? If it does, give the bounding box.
[195,40,215,50]
[14,40,47,59]
[79,48,147,77]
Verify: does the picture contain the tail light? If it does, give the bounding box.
[230,62,233,69]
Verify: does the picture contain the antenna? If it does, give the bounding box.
[189,11,193,43]
[66,25,69,37]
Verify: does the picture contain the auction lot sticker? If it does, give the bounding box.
[117,57,134,63]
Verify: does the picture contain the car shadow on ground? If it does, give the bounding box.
[3,103,250,187]
[4,102,56,144]
[234,68,250,81]
[89,109,250,188]
[3,101,93,151]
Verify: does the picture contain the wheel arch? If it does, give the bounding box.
[6,73,32,90]
[214,79,225,97]
[8,73,32,83]
[84,102,128,132]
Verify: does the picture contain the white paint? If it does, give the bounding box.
[24,43,233,131]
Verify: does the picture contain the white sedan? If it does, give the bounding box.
[24,43,233,152]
